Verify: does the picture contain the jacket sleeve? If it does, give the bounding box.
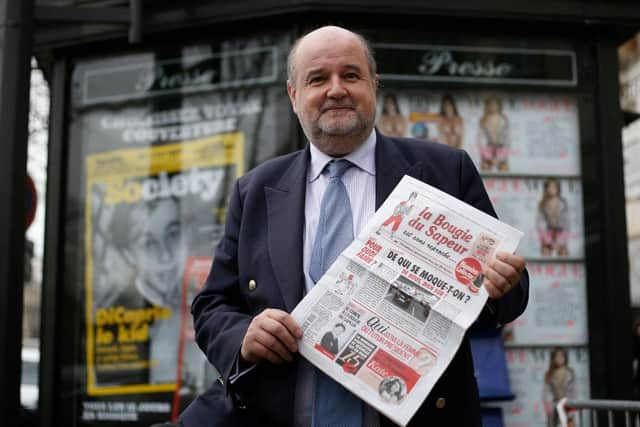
[190,176,300,425]
[457,150,530,328]
[191,179,252,385]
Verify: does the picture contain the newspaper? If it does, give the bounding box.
[291,175,523,426]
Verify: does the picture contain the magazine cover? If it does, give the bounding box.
[499,347,590,427]
[84,132,243,396]
[484,177,584,260]
[503,263,587,345]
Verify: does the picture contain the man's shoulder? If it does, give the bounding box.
[378,133,467,164]
[237,149,306,187]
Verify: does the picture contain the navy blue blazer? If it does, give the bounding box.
[181,132,529,427]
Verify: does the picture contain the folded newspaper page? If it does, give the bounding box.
[291,175,523,426]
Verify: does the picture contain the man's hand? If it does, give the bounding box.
[240,308,303,364]
[483,252,526,300]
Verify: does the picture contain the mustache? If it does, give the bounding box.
[320,101,355,112]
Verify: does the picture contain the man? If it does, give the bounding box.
[180,25,528,427]
[320,323,346,356]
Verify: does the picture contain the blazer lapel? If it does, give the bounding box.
[264,134,425,311]
[375,131,424,208]
[264,148,309,312]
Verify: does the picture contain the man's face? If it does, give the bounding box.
[287,27,379,157]
[130,198,186,303]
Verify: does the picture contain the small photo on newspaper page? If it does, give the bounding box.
[292,175,523,426]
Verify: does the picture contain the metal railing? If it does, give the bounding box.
[557,397,640,427]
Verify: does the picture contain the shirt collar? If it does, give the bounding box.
[308,130,377,183]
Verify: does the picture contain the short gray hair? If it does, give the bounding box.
[286,27,377,86]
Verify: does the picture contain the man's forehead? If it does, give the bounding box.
[300,26,361,48]
[295,30,367,67]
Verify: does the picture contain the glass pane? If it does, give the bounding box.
[61,31,295,425]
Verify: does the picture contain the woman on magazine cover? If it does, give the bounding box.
[437,94,464,148]
[543,347,576,427]
[536,178,570,257]
[477,95,510,171]
[377,93,408,137]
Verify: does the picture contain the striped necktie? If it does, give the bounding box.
[309,159,362,427]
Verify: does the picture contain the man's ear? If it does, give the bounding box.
[287,80,297,113]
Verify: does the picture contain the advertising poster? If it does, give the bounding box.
[79,134,242,424]
[375,90,580,176]
[484,178,584,260]
[503,263,588,346]
[65,33,295,426]
[499,347,590,427]
[83,132,242,403]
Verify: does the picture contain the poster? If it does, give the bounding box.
[484,178,584,260]
[85,132,243,395]
[499,347,590,427]
[375,90,580,176]
[503,263,588,345]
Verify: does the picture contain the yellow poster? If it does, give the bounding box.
[84,133,243,395]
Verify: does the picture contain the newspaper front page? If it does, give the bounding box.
[291,175,523,426]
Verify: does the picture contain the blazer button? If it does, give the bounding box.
[248,279,257,291]
[435,397,446,409]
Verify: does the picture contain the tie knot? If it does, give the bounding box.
[325,159,352,179]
